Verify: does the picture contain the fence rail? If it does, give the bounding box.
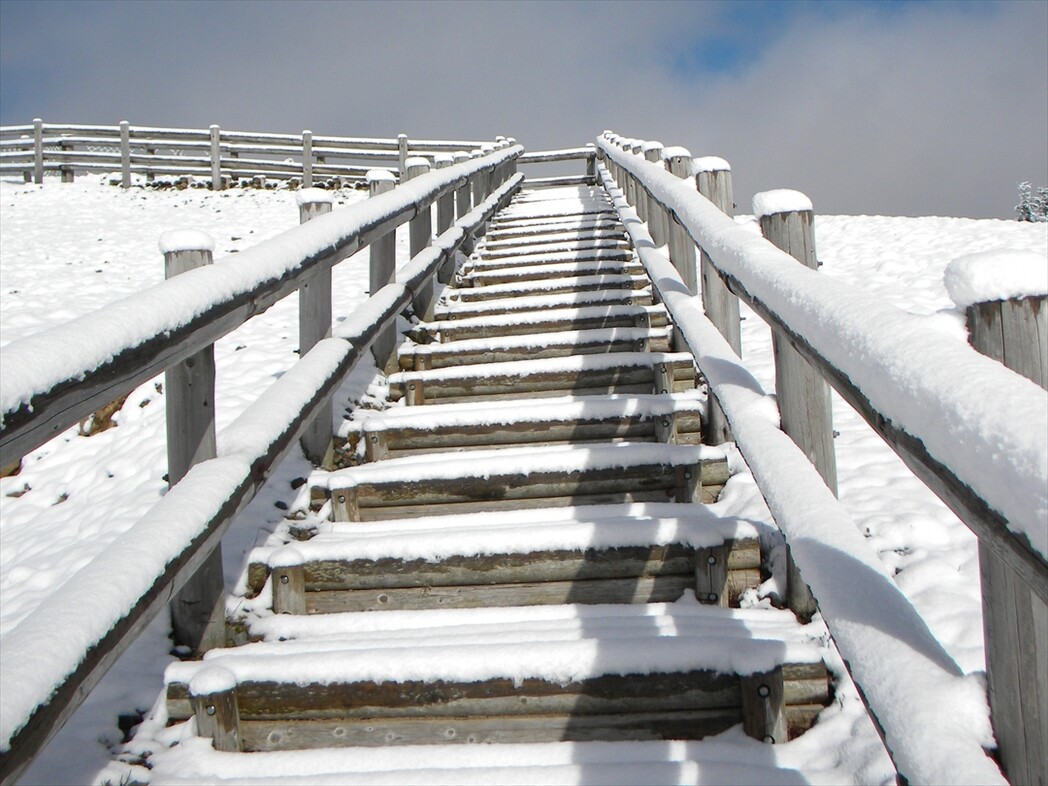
[597,132,1047,786]
[0,142,524,784]
[0,119,504,188]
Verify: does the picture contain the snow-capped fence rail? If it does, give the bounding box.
[0,119,500,189]
[0,143,524,784]
[598,132,1047,785]
[517,145,596,188]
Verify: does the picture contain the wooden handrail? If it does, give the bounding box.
[0,161,524,783]
[0,145,523,467]
[597,135,1048,601]
[0,121,504,187]
[596,159,1008,785]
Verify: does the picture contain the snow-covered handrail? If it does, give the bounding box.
[596,161,1007,786]
[0,167,525,782]
[0,144,523,467]
[0,119,504,188]
[597,136,1048,601]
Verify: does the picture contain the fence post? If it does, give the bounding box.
[585,143,596,182]
[302,130,313,189]
[471,151,489,240]
[405,157,435,320]
[32,118,43,184]
[695,157,741,445]
[397,134,409,178]
[756,191,836,620]
[160,230,226,653]
[434,154,456,283]
[119,121,131,188]
[209,124,222,191]
[367,169,398,373]
[948,253,1048,786]
[296,189,334,466]
[454,151,471,219]
[643,142,668,246]
[664,147,698,294]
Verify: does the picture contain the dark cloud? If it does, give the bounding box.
[1,0,1044,217]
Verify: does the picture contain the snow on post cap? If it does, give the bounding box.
[752,189,813,219]
[404,156,431,170]
[661,146,692,161]
[944,250,1048,308]
[157,229,215,255]
[189,665,237,697]
[641,140,664,153]
[433,153,454,165]
[295,187,334,207]
[693,156,731,173]
[268,545,305,569]
[366,169,396,183]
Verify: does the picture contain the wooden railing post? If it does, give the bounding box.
[160,230,226,653]
[302,129,313,189]
[397,133,409,178]
[695,156,741,445]
[209,124,222,191]
[434,154,456,283]
[119,121,131,188]
[32,118,43,184]
[664,147,698,294]
[367,169,398,373]
[405,157,435,320]
[454,151,471,219]
[471,150,489,240]
[949,254,1048,786]
[756,191,836,620]
[296,189,334,466]
[643,142,668,246]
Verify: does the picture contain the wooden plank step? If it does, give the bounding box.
[433,288,653,322]
[247,502,760,611]
[319,442,728,521]
[462,260,645,288]
[348,393,703,457]
[480,226,626,251]
[485,215,623,242]
[463,247,634,272]
[477,236,630,260]
[168,604,830,749]
[419,304,668,342]
[397,327,674,370]
[448,273,651,302]
[490,207,618,228]
[387,351,695,404]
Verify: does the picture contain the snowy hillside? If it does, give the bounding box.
[1,174,1045,784]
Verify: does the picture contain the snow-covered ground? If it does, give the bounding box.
[0,174,1045,784]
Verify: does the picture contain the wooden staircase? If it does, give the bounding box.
[159,184,831,777]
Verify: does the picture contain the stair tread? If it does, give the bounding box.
[433,288,650,319]
[252,502,755,569]
[321,441,724,488]
[388,350,692,384]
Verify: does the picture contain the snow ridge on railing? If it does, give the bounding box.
[0,146,523,781]
[596,159,1007,786]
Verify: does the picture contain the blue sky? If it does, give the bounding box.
[1,0,1045,218]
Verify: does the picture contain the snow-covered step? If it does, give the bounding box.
[461,258,645,287]
[485,214,623,242]
[166,603,829,752]
[246,503,760,613]
[448,273,651,302]
[477,235,630,260]
[346,393,703,459]
[432,288,654,322]
[418,303,668,342]
[386,351,695,404]
[479,225,626,252]
[397,327,674,371]
[315,442,730,521]
[463,246,634,272]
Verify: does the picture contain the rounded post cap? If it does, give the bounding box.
[295,187,333,207]
[189,665,238,697]
[752,189,813,219]
[158,229,215,255]
[366,169,397,183]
